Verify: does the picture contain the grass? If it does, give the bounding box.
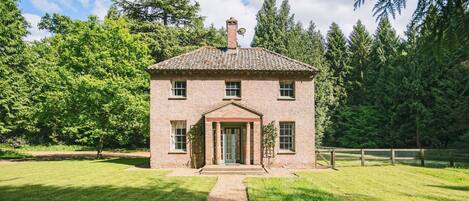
[246,165,469,201]
[0,158,216,201]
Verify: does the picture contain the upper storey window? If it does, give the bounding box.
[225,81,241,97]
[172,81,186,97]
[280,81,294,98]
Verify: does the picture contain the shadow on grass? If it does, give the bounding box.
[98,158,150,168]
[248,186,380,201]
[0,182,209,201]
[428,184,469,192]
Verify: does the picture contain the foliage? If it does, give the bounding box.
[112,0,200,26]
[262,121,278,160]
[251,0,279,49]
[113,1,226,62]
[0,0,33,139]
[330,105,382,148]
[187,122,204,168]
[347,20,373,104]
[33,17,153,157]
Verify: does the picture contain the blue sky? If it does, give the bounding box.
[19,0,417,47]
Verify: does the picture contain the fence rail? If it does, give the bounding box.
[316,148,469,169]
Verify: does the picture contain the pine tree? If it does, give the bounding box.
[251,0,278,50]
[113,0,200,26]
[275,0,293,54]
[367,17,401,146]
[347,20,372,104]
[304,22,337,146]
[325,22,350,104]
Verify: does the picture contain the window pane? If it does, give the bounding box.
[279,122,294,151]
[225,81,241,97]
[171,121,186,151]
[172,81,186,97]
[280,81,294,98]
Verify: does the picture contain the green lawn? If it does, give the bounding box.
[246,165,469,201]
[0,158,216,201]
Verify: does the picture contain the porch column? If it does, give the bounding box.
[205,121,213,165]
[253,121,261,165]
[245,122,251,165]
[215,122,223,164]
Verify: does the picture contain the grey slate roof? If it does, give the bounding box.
[147,47,318,73]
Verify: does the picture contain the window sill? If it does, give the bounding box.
[278,97,296,101]
[168,151,187,154]
[223,97,242,101]
[277,150,296,155]
[168,96,187,100]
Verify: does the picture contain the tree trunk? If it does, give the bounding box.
[96,136,104,159]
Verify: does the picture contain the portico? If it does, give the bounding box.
[204,102,262,165]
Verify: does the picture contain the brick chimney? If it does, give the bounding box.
[226,17,238,49]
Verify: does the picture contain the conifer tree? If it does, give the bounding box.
[325,23,350,104]
[252,0,278,50]
[347,20,372,104]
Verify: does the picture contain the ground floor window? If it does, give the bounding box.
[279,122,294,151]
[171,121,186,151]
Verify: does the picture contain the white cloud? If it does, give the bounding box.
[92,0,112,20]
[198,0,417,47]
[23,13,52,41]
[198,0,258,47]
[80,0,91,8]
[57,0,76,12]
[31,0,61,13]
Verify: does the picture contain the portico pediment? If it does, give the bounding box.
[203,102,262,119]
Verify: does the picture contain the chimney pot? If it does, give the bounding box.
[226,17,238,49]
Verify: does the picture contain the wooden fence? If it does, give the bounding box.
[316,148,469,169]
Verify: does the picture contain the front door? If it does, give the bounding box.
[222,128,241,164]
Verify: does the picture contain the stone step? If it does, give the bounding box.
[203,167,264,172]
[201,165,266,175]
[201,170,265,175]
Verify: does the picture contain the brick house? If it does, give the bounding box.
[147,17,318,168]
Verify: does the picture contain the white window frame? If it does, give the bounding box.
[279,81,295,98]
[171,80,186,97]
[170,121,187,152]
[225,81,241,97]
[279,122,295,151]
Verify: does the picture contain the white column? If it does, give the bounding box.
[215,122,223,164]
[245,122,251,165]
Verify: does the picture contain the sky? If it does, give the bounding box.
[19,0,417,47]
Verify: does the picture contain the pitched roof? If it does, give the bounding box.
[203,101,263,116]
[147,47,318,73]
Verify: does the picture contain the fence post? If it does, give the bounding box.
[420,149,425,167]
[391,148,395,165]
[361,149,365,166]
[331,149,336,169]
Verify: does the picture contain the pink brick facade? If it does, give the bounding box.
[149,74,316,168]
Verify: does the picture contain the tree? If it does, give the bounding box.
[113,0,200,26]
[0,0,32,140]
[347,20,372,104]
[251,0,278,49]
[112,1,225,62]
[304,22,337,146]
[325,22,350,108]
[34,17,153,157]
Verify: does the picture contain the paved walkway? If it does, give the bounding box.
[208,176,248,201]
